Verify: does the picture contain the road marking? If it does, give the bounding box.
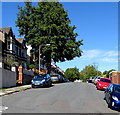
[0,106,8,112]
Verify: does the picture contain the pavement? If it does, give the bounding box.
[0,85,32,96]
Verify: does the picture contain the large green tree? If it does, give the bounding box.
[64,67,80,81]
[80,65,102,82]
[16,1,83,73]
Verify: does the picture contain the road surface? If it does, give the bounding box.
[2,82,120,113]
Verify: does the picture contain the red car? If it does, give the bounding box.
[96,78,112,90]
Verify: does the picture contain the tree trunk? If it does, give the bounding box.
[46,58,51,74]
[46,51,51,74]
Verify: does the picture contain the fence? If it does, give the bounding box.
[0,68,16,88]
[17,66,34,85]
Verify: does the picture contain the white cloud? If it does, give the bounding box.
[81,49,118,63]
[101,57,118,63]
[103,51,118,57]
[81,49,102,59]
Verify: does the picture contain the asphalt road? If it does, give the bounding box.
[2,82,120,113]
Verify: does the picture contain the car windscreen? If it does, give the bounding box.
[51,75,58,77]
[114,86,120,93]
[100,79,111,83]
[33,75,46,79]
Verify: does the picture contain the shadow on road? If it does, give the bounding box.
[109,107,120,112]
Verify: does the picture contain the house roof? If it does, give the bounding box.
[0,27,12,34]
[16,38,24,44]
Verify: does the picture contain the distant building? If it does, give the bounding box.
[51,62,64,75]
[109,71,120,84]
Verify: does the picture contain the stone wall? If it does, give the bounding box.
[0,68,16,88]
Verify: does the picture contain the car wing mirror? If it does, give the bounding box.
[108,90,112,94]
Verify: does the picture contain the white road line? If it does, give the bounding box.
[0,106,8,112]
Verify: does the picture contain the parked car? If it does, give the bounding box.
[96,78,112,90]
[91,77,96,83]
[61,77,65,83]
[64,78,70,82]
[50,74,61,83]
[31,74,52,88]
[87,77,93,83]
[92,77,97,83]
[94,77,101,85]
[104,83,120,109]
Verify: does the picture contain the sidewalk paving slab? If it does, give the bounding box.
[0,85,31,96]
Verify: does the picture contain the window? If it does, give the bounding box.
[107,84,113,92]
[7,41,10,49]
[19,48,21,56]
[108,84,112,89]
[18,47,21,56]
[12,43,15,51]
[100,79,111,83]
[15,46,18,55]
[109,85,113,92]
[114,85,120,93]
[22,50,27,58]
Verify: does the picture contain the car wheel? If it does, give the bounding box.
[108,97,112,108]
[32,85,35,88]
[96,86,99,90]
[49,81,52,87]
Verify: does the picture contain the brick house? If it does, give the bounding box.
[109,71,120,84]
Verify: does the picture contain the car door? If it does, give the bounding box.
[105,84,112,102]
[46,74,51,85]
[106,84,113,103]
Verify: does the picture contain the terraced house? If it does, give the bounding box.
[0,27,29,88]
[0,27,64,88]
[0,27,27,69]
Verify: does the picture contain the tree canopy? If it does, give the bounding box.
[16,1,83,73]
[102,69,116,78]
[80,65,102,82]
[64,67,80,81]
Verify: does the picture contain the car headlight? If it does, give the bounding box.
[31,80,34,83]
[112,96,118,101]
[41,79,45,83]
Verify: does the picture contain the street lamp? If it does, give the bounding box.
[39,44,50,74]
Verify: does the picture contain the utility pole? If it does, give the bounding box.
[93,62,99,76]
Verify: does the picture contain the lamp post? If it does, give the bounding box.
[39,44,50,74]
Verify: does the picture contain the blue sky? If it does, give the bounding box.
[2,2,118,72]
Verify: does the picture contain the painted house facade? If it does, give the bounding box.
[0,27,29,88]
[0,27,27,69]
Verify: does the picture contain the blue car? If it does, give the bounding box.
[104,83,120,110]
[31,74,52,88]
